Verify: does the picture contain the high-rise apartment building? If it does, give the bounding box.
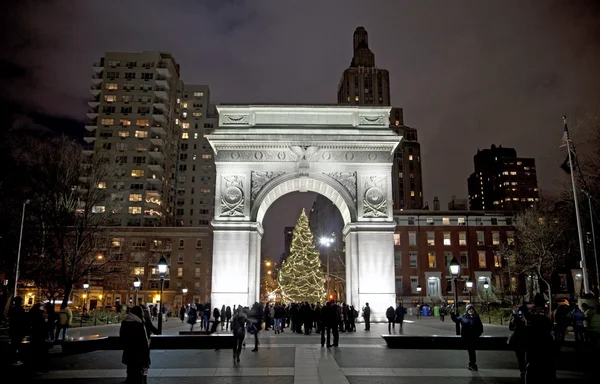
[174,85,218,227]
[337,28,424,210]
[467,145,539,211]
[80,51,216,311]
[85,52,181,227]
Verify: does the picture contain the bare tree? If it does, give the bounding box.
[512,204,569,313]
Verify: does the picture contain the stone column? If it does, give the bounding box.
[211,222,261,309]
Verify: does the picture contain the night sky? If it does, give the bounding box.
[2,1,600,256]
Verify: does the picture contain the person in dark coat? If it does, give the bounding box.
[225,306,232,331]
[363,303,371,330]
[248,302,263,351]
[231,306,249,363]
[187,304,198,331]
[451,303,484,371]
[29,302,49,372]
[179,306,186,323]
[386,306,396,333]
[221,305,226,330]
[524,294,556,383]
[8,296,28,365]
[120,305,150,383]
[508,304,528,379]
[210,306,220,333]
[140,304,159,339]
[395,303,406,334]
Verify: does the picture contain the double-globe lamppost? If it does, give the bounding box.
[449,257,461,336]
[157,256,168,335]
[466,280,474,303]
[133,277,141,306]
[319,237,334,295]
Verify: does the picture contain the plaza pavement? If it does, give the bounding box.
[16,317,589,383]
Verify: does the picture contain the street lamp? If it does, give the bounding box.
[133,277,141,305]
[319,236,333,294]
[466,280,474,303]
[265,261,272,267]
[13,199,30,298]
[157,256,168,334]
[582,189,600,293]
[483,280,491,324]
[416,284,422,304]
[81,280,90,327]
[449,257,461,335]
[182,288,188,305]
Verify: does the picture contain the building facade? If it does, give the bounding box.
[467,145,539,211]
[393,211,516,305]
[337,28,424,210]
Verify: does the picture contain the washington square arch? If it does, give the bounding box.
[206,105,402,320]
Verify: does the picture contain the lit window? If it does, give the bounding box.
[135,130,148,138]
[408,155,413,161]
[492,232,500,245]
[112,238,123,247]
[182,122,190,129]
[118,131,129,138]
[193,92,204,97]
[195,267,201,278]
[192,154,197,160]
[120,119,131,126]
[411,190,415,197]
[443,232,451,246]
[202,154,212,159]
[355,96,359,101]
[129,193,142,202]
[136,120,149,127]
[104,95,117,102]
[92,206,105,213]
[393,234,401,246]
[478,251,486,268]
[427,232,435,246]
[476,231,484,246]
[133,267,144,275]
[105,83,118,90]
[442,217,450,225]
[182,102,188,108]
[175,118,179,125]
[457,217,465,225]
[128,206,142,214]
[193,133,198,139]
[182,132,189,139]
[192,112,202,117]
[100,118,114,125]
[459,232,467,246]
[97,182,107,189]
[131,169,144,177]
[182,112,187,118]
[494,253,502,267]
[506,232,515,246]
[428,252,436,268]
[200,188,211,193]
[177,268,183,277]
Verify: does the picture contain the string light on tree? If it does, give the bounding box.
[278,209,326,304]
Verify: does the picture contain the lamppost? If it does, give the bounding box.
[582,189,600,294]
[449,257,461,336]
[157,256,168,334]
[319,236,333,294]
[416,284,422,303]
[13,199,30,298]
[133,277,141,305]
[466,280,474,303]
[81,280,90,327]
[182,288,188,305]
[483,280,491,324]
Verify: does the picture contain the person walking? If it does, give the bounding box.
[451,303,483,371]
[386,306,396,333]
[508,305,528,380]
[179,305,186,323]
[8,296,28,366]
[363,303,371,331]
[571,305,585,345]
[395,303,406,334]
[55,305,73,341]
[187,304,198,331]
[120,306,151,383]
[249,302,263,351]
[231,306,249,363]
[523,293,556,383]
[225,305,232,331]
[221,305,226,330]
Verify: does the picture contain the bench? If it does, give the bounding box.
[381,335,511,350]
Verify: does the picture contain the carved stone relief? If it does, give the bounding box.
[251,171,284,201]
[326,172,357,201]
[222,115,250,125]
[359,115,385,125]
[362,176,388,218]
[290,145,319,161]
[216,150,391,163]
[220,175,245,217]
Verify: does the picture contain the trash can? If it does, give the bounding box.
[433,305,440,317]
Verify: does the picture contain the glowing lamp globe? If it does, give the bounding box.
[449,257,460,276]
[157,256,168,276]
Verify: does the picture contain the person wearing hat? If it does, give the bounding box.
[451,303,483,371]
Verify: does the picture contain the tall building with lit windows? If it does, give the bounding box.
[80,51,215,312]
[467,145,539,211]
[174,85,218,227]
[337,28,424,209]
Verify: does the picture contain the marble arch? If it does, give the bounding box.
[206,105,402,320]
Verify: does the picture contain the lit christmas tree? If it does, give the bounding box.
[278,209,326,304]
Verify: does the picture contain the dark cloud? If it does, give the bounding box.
[2,1,600,254]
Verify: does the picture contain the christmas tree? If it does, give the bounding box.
[278,209,326,304]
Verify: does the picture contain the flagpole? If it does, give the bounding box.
[564,116,590,294]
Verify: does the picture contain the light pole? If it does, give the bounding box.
[319,236,333,294]
[582,189,600,294]
[182,288,188,306]
[81,280,90,327]
[157,256,168,334]
[416,284,422,304]
[133,277,141,306]
[466,280,474,303]
[13,199,30,298]
[483,280,491,324]
[449,257,461,335]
